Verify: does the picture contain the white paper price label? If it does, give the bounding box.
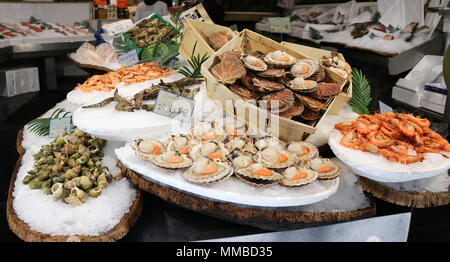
[49,117,73,138]
[118,49,139,67]
[379,101,393,114]
[268,17,291,33]
[153,90,195,122]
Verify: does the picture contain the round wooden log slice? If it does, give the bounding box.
[66,53,114,76]
[359,174,450,208]
[117,161,377,231]
[8,130,144,242]
[16,128,25,155]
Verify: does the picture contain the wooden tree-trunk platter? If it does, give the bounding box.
[7,129,144,242]
[117,161,377,231]
[359,174,450,208]
[66,53,114,76]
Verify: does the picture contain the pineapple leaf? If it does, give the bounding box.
[349,68,372,115]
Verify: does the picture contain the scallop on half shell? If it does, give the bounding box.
[303,158,341,180]
[289,77,317,93]
[132,137,165,160]
[183,157,233,184]
[191,141,229,162]
[241,54,267,71]
[235,163,283,187]
[257,147,296,169]
[280,166,318,187]
[285,141,319,161]
[290,59,319,79]
[264,50,297,67]
[150,151,193,169]
[191,121,226,142]
[166,134,195,155]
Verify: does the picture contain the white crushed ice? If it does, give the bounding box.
[15,101,137,237]
[379,172,450,193]
[294,158,372,212]
[290,26,432,55]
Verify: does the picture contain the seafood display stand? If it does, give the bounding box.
[7,128,143,242]
[6,94,144,242]
[329,117,450,209]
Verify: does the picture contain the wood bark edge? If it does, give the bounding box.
[359,175,450,208]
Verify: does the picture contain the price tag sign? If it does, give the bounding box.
[118,49,139,67]
[153,90,195,122]
[49,117,73,138]
[268,17,291,33]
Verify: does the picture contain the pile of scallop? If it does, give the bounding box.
[131,121,341,187]
[209,49,345,122]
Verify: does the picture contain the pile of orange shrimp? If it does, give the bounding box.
[74,62,174,93]
[335,112,450,164]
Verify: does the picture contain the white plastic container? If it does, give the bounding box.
[0,67,40,97]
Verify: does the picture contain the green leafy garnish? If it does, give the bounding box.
[179,42,209,79]
[370,11,381,24]
[26,108,72,136]
[170,6,184,43]
[405,23,419,42]
[113,33,139,54]
[153,39,180,68]
[349,68,372,115]
[309,27,324,40]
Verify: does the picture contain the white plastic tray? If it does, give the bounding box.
[329,128,450,183]
[115,143,340,208]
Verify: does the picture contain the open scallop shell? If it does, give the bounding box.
[150,151,193,169]
[191,121,226,142]
[226,136,258,155]
[183,157,233,184]
[257,147,296,169]
[285,141,319,161]
[289,77,317,93]
[132,137,165,160]
[229,153,254,171]
[280,166,318,187]
[235,164,283,187]
[295,94,326,112]
[166,134,195,155]
[290,59,318,79]
[241,54,267,72]
[211,59,246,84]
[303,158,341,180]
[224,119,247,138]
[254,136,286,151]
[191,141,229,162]
[264,50,297,67]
